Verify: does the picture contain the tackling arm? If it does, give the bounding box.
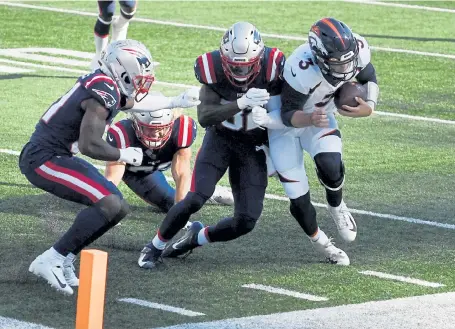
[197,85,241,128]
[79,98,122,161]
[171,147,192,203]
[280,81,311,128]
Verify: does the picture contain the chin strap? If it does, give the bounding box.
[366,81,379,111]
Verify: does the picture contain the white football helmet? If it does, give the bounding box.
[130,102,174,149]
[220,21,265,87]
[99,39,155,102]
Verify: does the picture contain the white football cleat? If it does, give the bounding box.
[29,252,74,295]
[327,200,357,242]
[207,185,234,206]
[63,256,79,287]
[311,230,350,266]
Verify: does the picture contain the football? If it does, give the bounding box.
[334,81,368,110]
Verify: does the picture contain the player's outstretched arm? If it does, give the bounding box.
[80,99,143,167]
[197,85,241,128]
[105,161,126,186]
[171,147,192,203]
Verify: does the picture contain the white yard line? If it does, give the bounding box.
[359,270,445,288]
[344,0,455,14]
[0,316,54,329]
[0,2,454,59]
[118,298,205,317]
[2,147,455,230]
[242,284,329,301]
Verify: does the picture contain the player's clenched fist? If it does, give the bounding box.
[118,147,143,166]
[311,108,329,128]
[237,88,270,110]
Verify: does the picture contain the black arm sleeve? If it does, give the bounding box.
[280,80,309,127]
[356,63,377,84]
[196,85,241,128]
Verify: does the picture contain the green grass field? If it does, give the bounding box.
[1,1,455,328]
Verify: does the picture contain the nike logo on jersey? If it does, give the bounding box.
[104,83,114,91]
[291,67,296,77]
[51,268,67,289]
[309,82,322,95]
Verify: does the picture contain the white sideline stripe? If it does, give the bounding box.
[344,0,455,13]
[1,2,454,59]
[0,316,54,329]
[359,270,445,288]
[4,56,455,126]
[0,65,33,73]
[2,148,455,230]
[242,284,329,302]
[118,298,205,317]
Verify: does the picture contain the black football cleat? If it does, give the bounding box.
[162,221,204,258]
[138,244,163,269]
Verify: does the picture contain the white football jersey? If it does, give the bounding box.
[282,33,371,114]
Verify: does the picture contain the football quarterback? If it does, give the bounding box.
[252,17,379,265]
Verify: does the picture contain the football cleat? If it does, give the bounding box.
[63,257,79,287]
[162,221,204,258]
[138,244,163,269]
[29,253,74,295]
[207,186,234,206]
[311,230,350,266]
[327,200,357,242]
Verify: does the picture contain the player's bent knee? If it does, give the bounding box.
[96,194,129,222]
[119,0,137,16]
[314,153,345,191]
[233,214,258,237]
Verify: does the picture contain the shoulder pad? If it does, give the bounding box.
[283,45,322,95]
[174,115,197,148]
[81,72,121,111]
[106,119,133,148]
[194,51,220,85]
[353,33,371,68]
[264,47,286,82]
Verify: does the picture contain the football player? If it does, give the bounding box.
[252,17,380,265]
[104,92,234,213]
[93,1,137,68]
[19,40,158,295]
[137,21,286,269]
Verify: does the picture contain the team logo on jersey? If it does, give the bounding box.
[92,88,117,108]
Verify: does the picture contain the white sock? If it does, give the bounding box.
[94,34,109,56]
[64,253,75,266]
[311,229,329,246]
[111,15,130,41]
[197,227,210,246]
[45,247,66,262]
[152,233,167,250]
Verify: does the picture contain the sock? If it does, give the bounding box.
[151,230,168,250]
[53,206,108,256]
[64,253,76,266]
[197,227,210,246]
[111,15,130,41]
[94,34,109,57]
[309,228,321,242]
[311,229,329,246]
[326,188,342,207]
[43,247,66,262]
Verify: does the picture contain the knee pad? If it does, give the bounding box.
[96,194,129,223]
[314,152,345,191]
[290,193,318,236]
[119,0,137,18]
[98,1,115,23]
[233,214,258,237]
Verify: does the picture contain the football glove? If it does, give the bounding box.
[118,147,143,166]
[237,88,270,110]
[171,87,201,108]
[252,106,286,129]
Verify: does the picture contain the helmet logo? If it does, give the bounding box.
[253,30,262,45]
[308,32,328,56]
[137,56,152,70]
[222,31,230,45]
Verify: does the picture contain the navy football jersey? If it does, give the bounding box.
[194,47,285,139]
[30,70,121,157]
[106,115,197,174]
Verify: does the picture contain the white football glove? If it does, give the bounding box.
[252,106,271,127]
[237,88,270,110]
[171,87,201,108]
[118,147,143,166]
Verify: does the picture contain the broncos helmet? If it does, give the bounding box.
[220,21,265,88]
[308,18,359,81]
[99,39,155,102]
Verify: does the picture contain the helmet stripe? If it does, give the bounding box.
[266,48,277,81]
[321,18,345,47]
